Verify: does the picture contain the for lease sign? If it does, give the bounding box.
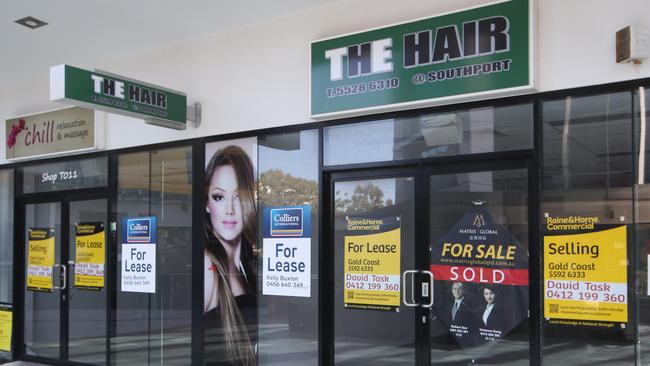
[121,217,157,293]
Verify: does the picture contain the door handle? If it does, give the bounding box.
[53,264,67,290]
[402,270,418,307]
[421,270,434,308]
[402,270,434,308]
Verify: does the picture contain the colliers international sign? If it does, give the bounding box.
[50,64,187,129]
[310,0,534,118]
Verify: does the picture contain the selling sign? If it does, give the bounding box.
[75,222,106,290]
[0,306,11,352]
[121,217,157,293]
[344,216,401,312]
[430,206,528,346]
[262,206,312,297]
[544,218,627,327]
[50,64,187,129]
[27,228,56,292]
[311,0,533,118]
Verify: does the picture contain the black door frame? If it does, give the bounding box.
[14,188,111,366]
[322,154,540,366]
[324,165,427,366]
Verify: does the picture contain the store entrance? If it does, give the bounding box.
[326,159,532,365]
[19,195,109,366]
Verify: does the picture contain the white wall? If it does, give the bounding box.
[1,0,649,164]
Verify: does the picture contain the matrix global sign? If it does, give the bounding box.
[310,0,534,118]
[50,64,187,129]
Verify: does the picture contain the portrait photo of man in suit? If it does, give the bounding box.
[449,281,472,326]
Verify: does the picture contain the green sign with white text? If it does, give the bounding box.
[50,65,187,129]
[310,0,533,118]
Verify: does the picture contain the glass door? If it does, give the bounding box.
[328,161,530,366]
[23,198,108,365]
[330,170,425,366]
[24,202,62,360]
[68,199,108,365]
[427,165,530,365]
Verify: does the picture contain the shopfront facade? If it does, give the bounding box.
[1,1,650,365]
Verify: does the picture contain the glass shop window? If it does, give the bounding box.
[0,169,13,360]
[257,130,320,366]
[541,91,635,366]
[21,156,107,193]
[114,147,192,366]
[324,102,532,166]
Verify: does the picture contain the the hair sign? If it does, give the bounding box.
[311,0,533,118]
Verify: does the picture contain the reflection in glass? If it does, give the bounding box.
[0,169,13,304]
[24,202,61,359]
[324,103,532,166]
[257,130,319,366]
[114,147,192,365]
[22,157,108,194]
[542,92,634,365]
[68,199,107,365]
[0,169,13,360]
[334,177,415,365]
[637,87,650,365]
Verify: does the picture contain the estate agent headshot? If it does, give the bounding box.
[448,281,473,327]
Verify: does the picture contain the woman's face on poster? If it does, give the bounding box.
[483,288,496,305]
[207,164,244,242]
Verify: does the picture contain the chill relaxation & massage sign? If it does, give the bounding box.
[5,107,97,160]
[544,216,628,328]
[311,0,532,117]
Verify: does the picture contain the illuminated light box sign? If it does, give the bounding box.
[310,0,534,118]
[50,64,187,129]
[263,206,312,298]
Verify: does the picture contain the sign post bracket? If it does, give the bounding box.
[187,102,202,128]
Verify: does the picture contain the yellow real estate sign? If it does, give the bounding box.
[544,225,627,325]
[344,216,401,312]
[0,308,11,352]
[27,228,56,292]
[75,222,106,290]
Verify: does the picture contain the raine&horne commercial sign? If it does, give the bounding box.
[310,0,535,118]
[50,64,187,130]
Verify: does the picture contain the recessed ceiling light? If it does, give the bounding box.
[15,16,48,30]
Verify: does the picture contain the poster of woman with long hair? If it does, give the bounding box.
[204,138,258,366]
